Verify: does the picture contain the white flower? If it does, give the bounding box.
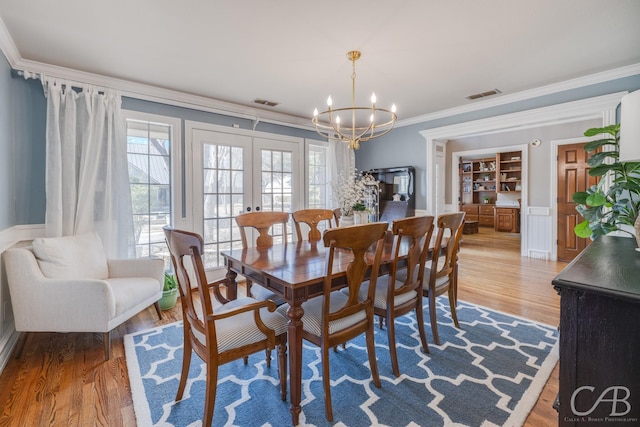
[332,170,379,216]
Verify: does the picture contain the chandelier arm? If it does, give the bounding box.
[311,50,396,149]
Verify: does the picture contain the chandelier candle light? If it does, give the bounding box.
[313,51,397,150]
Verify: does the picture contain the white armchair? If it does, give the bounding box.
[3,232,164,360]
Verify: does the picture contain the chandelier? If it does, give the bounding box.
[312,51,397,150]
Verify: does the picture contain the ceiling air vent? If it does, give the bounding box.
[466,89,502,100]
[254,98,279,107]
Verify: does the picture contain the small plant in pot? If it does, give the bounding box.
[159,272,179,310]
[572,124,640,244]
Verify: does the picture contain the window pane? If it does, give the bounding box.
[127,117,173,270]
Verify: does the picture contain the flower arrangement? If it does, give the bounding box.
[332,170,379,217]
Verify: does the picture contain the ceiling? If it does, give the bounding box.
[1,0,639,126]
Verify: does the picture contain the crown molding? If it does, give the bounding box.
[12,58,315,131]
[0,16,20,66]
[398,63,640,128]
[1,17,637,131]
[419,91,626,140]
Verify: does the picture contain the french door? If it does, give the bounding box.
[190,125,303,270]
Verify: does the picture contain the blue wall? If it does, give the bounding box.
[3,48,640,225]
[122,97,317,141]
[356,74,640,209]
[0,53,46,228]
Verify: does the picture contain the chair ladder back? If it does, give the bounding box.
[392,216,435,296]
[321,223,388,325]
[236,211,290,248]
[164,228,217,345]
[433,212,466,281]
[292,209,334,241]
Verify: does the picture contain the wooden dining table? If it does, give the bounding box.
[221,234,407,426]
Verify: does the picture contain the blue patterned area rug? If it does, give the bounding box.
[125,299,558,427]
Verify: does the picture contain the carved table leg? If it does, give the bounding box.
[225,268,238,300]
[287,301,304,425]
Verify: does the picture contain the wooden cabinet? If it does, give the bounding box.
[461,204,494,226]
[459,151,522,229]
[478,205,494,227]
[494,207,520,232]
[461,204,478,221]
[497,151,522,192]
[552,236,640,426]
[460,158,496,227]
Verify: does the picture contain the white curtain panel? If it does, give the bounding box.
[327,140,355,209]
[42,77,133,258]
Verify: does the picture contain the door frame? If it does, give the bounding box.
[420,91,624,258]
[452,143,528,240]
[551,136,601,261]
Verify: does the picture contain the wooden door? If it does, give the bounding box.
[557,143,596,262]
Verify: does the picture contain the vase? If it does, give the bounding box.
[354,211,368,225]
[159,288,179,310]
[340,215,354,227]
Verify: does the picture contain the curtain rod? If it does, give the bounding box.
[15,69,109,93]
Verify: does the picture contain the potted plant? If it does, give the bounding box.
[572,124,640,244]
[332,170,379,225]
[158,272,179,310]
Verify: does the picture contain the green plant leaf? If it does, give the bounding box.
[572,192,589,204]
[584,124,619,137]
[587,151,618,167]
[574,221,592,238]
[586,193,606,207]
[588,164,616,177]
[583,138,617,152]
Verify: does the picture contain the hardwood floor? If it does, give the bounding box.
[0,227,567,426]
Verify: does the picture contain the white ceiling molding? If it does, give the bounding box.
[1,14,636,133]
[0,19,314,132]
[419,91,626,141]
[0,16,20,66]
[398,63,640,128]
[13,58,315,131]
[420,91,626,259]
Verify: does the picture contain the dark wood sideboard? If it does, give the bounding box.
[552,236,640,426]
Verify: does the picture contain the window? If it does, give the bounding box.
[306,140,330,209]
[124,112,181,269]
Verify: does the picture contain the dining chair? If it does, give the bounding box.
[292,208,335,241]
[420,211,466,345]
[348,215,435,377]
[163,226,288,426]
[235,211,290,305]
[278,222,388,422]
[332,208,342,227]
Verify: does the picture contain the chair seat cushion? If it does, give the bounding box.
[278,291,366,336]
[346,278,416,310]
[396,267,450,291]
[193,297,288,353]
[249,284,285,306]
[32,232,109,280]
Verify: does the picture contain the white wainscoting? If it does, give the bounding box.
[526,207,554,260]
[0,224,46,373]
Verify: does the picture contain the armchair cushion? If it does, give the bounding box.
[32,232,109,280]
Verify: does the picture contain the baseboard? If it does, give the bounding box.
[0,328,19,373]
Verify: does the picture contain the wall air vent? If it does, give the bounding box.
[253,99,279,107]
[466,89,502,100]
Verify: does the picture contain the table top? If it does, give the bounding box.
[221,232,415,289]
[552,235,640,302]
